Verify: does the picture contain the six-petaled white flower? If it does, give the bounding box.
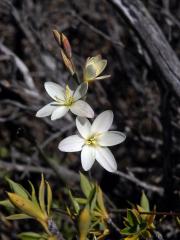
[36,82,94,120]
[58,110,126,172]
[83,55,111,83]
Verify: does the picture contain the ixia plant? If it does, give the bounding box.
[36,29,126,173]
[2,30,175,240]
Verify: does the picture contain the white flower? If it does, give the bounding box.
[58,110,126,172]
[83,55,111,83]
[36,82,94,120]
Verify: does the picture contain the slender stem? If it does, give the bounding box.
[139,211,180,216]
[109,209,127,214]
[88,170,93,182]
[110,208,180,217]
[48,219,66,240]
[107,218,122,236]
[72,72,80,85]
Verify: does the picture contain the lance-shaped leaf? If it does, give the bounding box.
[7,192,46,221]
[75,197,87,205]
[7,178,29,199]
[80,172,93,198]
[46,181,52,215]
[29,181,39,208]
[79,205,91,240]
[39,174,47,215]
[87,187,97,212]
[140,192,150,212]
[6,213,32,220]
[0,199,14,209]
[127,209,140,227]
[18,232,46,240]
[69,190,80,214]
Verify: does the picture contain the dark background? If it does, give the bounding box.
[0,0,180,239]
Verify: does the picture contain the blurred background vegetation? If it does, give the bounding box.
[0,0,180,239]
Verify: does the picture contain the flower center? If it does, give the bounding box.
[85,136,97,146]
[64,96,74,106]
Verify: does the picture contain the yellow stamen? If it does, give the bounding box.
[65,85,71,99]
[85,136,97,146]
[63,85,74,106]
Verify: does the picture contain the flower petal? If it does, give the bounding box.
[36,102,57,118]
[51,106,69,120]
[70,100,94,118]
[87,55,102,65]
[81,145,95,171]
[84,64,97,80]
[95,147,117,172]
[73,82,88,101]
[58,135,84,152]
[98,131,126,146]
[65,85,74,98]
[44,82,64,100]
[76,117,91,139]
[95,75,111,80]
[95,60,107,76]
[91,110,113,134]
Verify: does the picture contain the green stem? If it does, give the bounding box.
[72,72,80,85]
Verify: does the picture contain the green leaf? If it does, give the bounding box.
[39,174,46,214]
[75,198,87,205]
[28,181,39,208]
[120,227,133,235]
[127,210,134,227]
[69,190,80,214]
[0,199,14,209]
[121,225,140,235]
[18,232,46,240]
[127,209,140,227]
[6,213,32,220]
[7,178,29,199]
[140,192,150,212]
[80,172,93,198]
[46,181,52,215]
[123,218,131,227]
[87,186,97,212]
